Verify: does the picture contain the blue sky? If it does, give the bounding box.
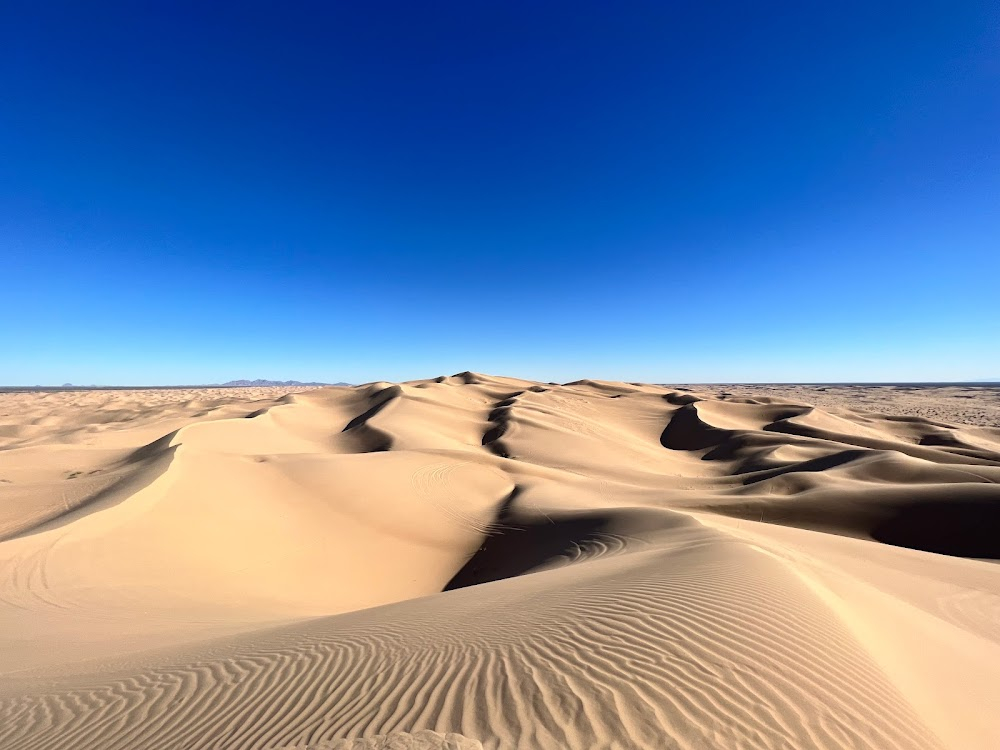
[2,2,998,384]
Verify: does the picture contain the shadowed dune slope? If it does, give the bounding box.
[1,376,998,749]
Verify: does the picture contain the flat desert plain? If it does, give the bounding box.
[1,375,999,750]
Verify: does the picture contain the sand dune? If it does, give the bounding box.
[1,375,998,749]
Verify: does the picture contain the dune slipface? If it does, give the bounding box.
[1,376,998,749]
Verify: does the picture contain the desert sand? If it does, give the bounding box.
[1,374,998,749]
[690,383,1000,429]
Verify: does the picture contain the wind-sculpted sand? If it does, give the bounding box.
[692,383,1000,429]
[1,376,998,749]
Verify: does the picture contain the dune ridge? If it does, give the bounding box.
[1,375,998,749]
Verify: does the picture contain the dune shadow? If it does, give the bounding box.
[740,449,869,484]
[480,391,523,458]
[706,486,1000,560]
[872,499,1000,558]
[339,387,401,452]
[445,490,696,590]
[659,403,731,451]
[444,489,617,590]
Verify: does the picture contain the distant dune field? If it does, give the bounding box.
[1,375,998,749]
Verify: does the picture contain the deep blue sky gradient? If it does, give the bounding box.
[2,2,998,384]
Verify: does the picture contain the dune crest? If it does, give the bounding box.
[1,376,998,749]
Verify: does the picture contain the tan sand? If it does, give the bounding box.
[691,382,1000,428]
[1,375,998,749]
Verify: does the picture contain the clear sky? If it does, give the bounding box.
[2,2,998,385]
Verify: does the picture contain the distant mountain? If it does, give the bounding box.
[220,379,349,387]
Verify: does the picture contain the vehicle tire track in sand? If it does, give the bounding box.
[408,462,499,536]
